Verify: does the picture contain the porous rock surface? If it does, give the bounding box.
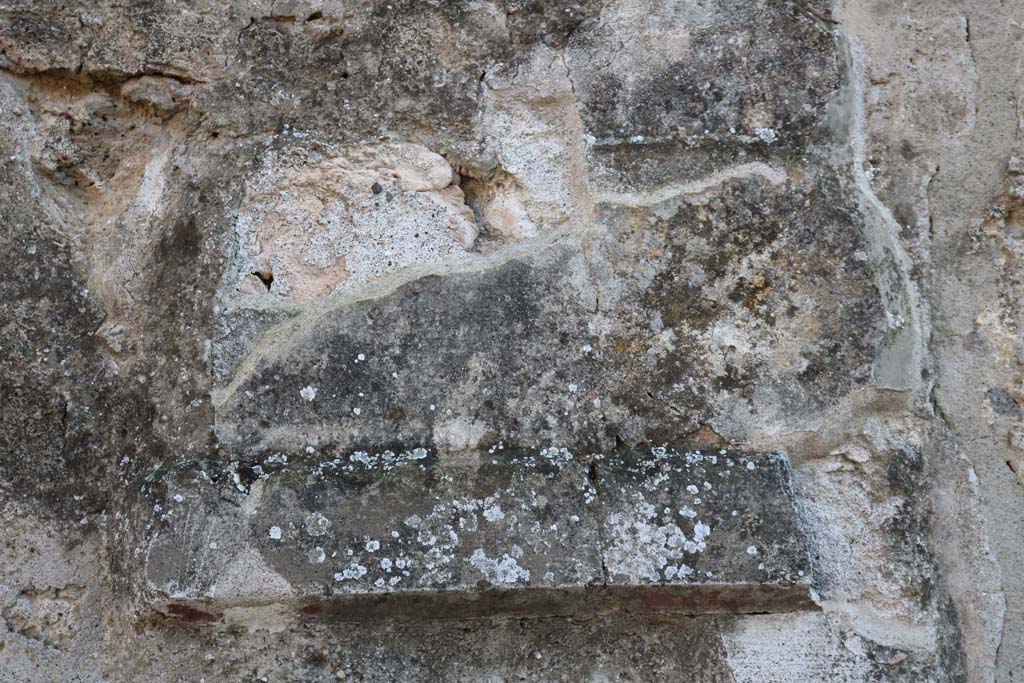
[0,0,1020,681]
[142,447,812,622]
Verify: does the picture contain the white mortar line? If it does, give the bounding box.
[837,26,927,393]
[591,162,787,207]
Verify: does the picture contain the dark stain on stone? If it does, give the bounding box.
[166,603,220,622]
[986,387,1021,416]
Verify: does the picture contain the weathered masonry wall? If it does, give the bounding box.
[0,1,1021,681]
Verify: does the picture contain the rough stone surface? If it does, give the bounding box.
[138,447,810,623]
[0,0,1021,681]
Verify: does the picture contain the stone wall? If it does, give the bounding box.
[0,1,1020,681]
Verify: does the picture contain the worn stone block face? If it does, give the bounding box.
[2,0,1013,679]
[139,447,810,623]
[598,449,810,610]
[228,142,479,305]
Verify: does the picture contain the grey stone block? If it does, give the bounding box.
[138,446,812,623]
[598,448,812,614]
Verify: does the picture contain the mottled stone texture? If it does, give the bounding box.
[0,0,1020,681]
[139,448,810,623]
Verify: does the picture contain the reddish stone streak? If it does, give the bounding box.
[167,603,221,622]
[300,603,322,615]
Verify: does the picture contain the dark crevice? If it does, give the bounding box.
[587,457,610,587]
[1007,459,1022,485]
[230,17,258,68]
[964,15,979,125]
[929,382,955,435]
[0,51,202,86]
[252,270,273,291]
[926,165,940,243]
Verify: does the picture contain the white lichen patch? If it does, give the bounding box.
[664,564,693,579]
[468,548,530,585]
[334,563,368,581]
[341,447,428,472]
[308,546,326,564]
[483,505,505,523]
[537,447,575,467]
[603,478,716,585]
[304,512,330,536]
[604,510,694,582]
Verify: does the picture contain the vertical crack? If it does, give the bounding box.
[925,164,940,245]
[587,457,610,587]
[558,52,577,97]
[964,15,980,128]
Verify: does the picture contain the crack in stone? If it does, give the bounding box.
[587,457,610,587]
[963,15,980,130]
[0,52,203,86]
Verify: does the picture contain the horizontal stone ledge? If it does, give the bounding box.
[135,445,813,624]
[157,584,816,625]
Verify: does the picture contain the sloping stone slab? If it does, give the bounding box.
[136,447,812,623]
